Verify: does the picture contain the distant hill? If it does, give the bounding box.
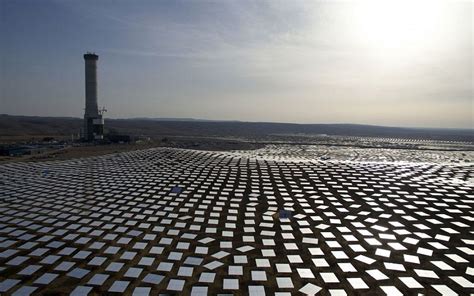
[0,114,472,142]
[126,117,239,122]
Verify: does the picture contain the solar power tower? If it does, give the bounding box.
[83,52,105,141]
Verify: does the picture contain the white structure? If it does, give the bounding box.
[83,53,104,141]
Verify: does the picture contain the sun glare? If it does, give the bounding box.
[351,0,446,60]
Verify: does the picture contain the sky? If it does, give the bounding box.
[0,0,472,128]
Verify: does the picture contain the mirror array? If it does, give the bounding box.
[226,144,473,164]
[0,147,473,295]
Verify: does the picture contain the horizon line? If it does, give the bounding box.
[1,113,473,131]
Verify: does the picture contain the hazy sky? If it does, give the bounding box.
[1,0,472,128]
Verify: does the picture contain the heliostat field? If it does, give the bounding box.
[0,147,473,295]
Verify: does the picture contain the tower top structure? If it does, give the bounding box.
[84,53,98,60]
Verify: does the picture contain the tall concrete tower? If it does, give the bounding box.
[83,53,104,141]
